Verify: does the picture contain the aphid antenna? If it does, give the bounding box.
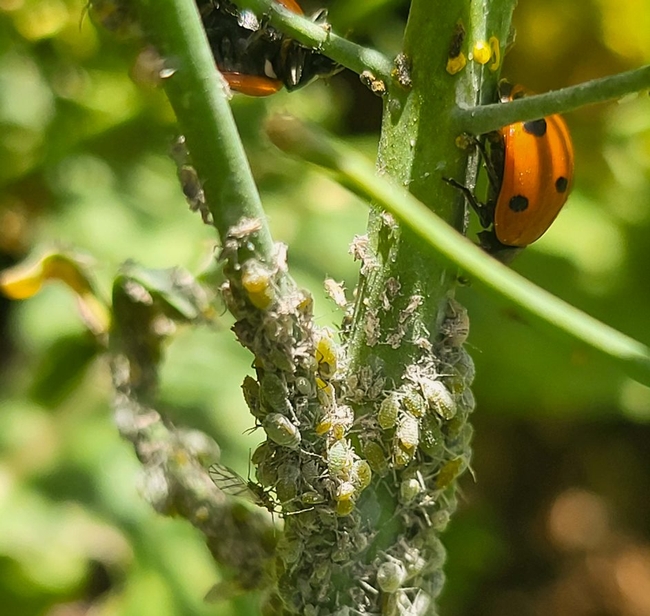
[283,505,315,517]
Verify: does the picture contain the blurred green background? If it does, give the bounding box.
[1,0,650,614]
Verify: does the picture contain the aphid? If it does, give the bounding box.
[324,278,348,308]
[301,490,326,505]
[263,412,301,449]
[393,442,415,468]
[335,481,356,502]
[376,560,407,594]
[276,462,301,503]
[401,546,427,580]
[241,259,275,309]
[445,348,476,393]
[278,535,303,564]
[441,298,470,347]
[435,457,464,490]
[420,379,457,420]
[315,329,338,381]
[295,375,313,396]
[402,388,427,418]
[351,459,372,491]
[327,439,354,476]
[378,392,401,430]
[419,415,445,458]
[363,440,389,476]
[335,498,355,517]
[316,380,336,409]
[241,375,264,420]
[260,372,292,415]
[317,405,354,440]
[315,414,333,436]
[251,442,277,486]
[400,477,422,504]
[396,412,420,451]
[209,463,276,513]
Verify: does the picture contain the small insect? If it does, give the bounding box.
[363,440,389,476]
[402,388,427,418]
[435,457,464,490]
[241,259,275,310]
[263,412,302,448]
[446,81,574,262]
[396,412,420,451]
[242,375,264,420]
[209,463,276,513]
[420,379,457,420]
[351,459,372,491]
[378,392,400,430]
[327,439,354,476]
[315,329,338,381]
[376,559,407,594]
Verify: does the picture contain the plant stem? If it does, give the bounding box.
[234,0,394,80]
[135,0,274,255]
[455,64,650,134]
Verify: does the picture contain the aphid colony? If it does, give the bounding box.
[209,216,476,615]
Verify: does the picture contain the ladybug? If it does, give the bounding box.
[449,81,575,261]
[198,0,341,96]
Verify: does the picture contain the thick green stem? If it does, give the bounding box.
[136,0,274,254]
[234,0,394,80]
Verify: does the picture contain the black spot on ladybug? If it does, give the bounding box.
[509,195,529,212]
[523,118,547,137]
[555,176,569,193]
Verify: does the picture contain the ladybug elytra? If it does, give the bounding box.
[449,81,575,260]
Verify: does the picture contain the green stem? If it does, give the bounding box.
[234,0,394,80]
[456,64,650,134]
[135,0,274,254]
[267,115,650,387]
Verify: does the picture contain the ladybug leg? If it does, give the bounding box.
[474,135,503,194]
[443,177,494,229]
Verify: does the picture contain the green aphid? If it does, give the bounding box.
[255,459,278,488]
[376,560,407,593]
[400,476,422,503]
[421,379,457,420]
[301,490,326,505]
[378,392,400,430]
[260,372,292,414]
[435,457,464,489]
[335,481,356,502]
[295,376,313,396]
[393,441,415,468]
[327,439,354,476]
[402,388,427,418]
[263,412,301,449]
[363,440,388,476]
[420,415,445,457]
[251,441,272,465]
[396,411,420,451]
[241,375,264,420]
[351,459,372,491]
